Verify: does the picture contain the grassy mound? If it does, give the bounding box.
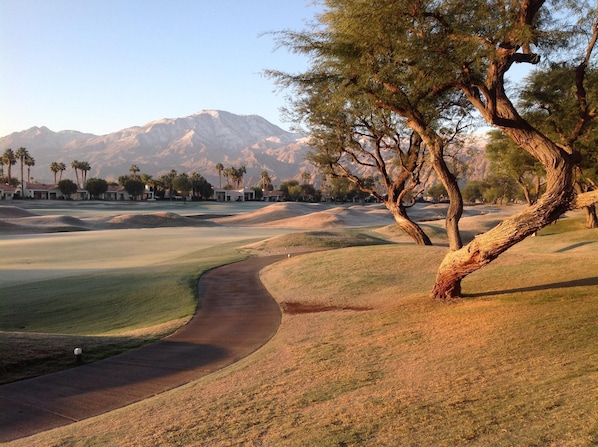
[240,229,391,255]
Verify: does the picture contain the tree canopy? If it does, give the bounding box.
[271,0,598,299]
[58,179,78,198]
[85,178,108,199]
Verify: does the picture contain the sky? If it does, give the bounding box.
[0,0,320,136]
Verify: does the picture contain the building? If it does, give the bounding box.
[0,185,18,200]
[213,188,256,202]
[262,190,285,202]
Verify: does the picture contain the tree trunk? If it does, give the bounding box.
[432,129,575,300]
[428,142,463,250]
[405,120,464,250]
[386,202,432,245]
[585,204,598,228]
[516,178,533,206]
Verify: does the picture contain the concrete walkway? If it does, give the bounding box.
[0,255,285,442]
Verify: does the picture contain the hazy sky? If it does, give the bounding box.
[0,0,319,136]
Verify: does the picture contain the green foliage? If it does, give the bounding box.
[519,64,598,197]
[251,186,263,199]
[124,179,145,199]
[481,175,519,205]
[279,179,299,200]
[287,184,302,201]
[485,130,545,204]
[85,177,108,198]
[426,183,447,202]
[172,173,192,197]
[190,172,213,199]
[461,180,485,204]
[58,179,78,197]
[118,175,130,186]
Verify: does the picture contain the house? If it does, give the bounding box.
[0,185,18,200]
[262,190,285,202]
[213,188,256,202]
[21,183,61,200]
[27,183,90,200]
[101,185,131,201]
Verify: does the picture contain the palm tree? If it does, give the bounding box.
[231,166,246,189]
[140,172,153,187]
[260,170,271,192]
[222,167,232,188]
[238,166,247,188]
[159,169,178,199]
[2,148,16,185]
[140,173,153,199]
[15,147,30,192]
[57,162,66,181]
[79,161,91,185]
[71,160,80,187]
[215,163,224,189]
[50,162,60,184]
[129,164,140,180]
[25,155,35,183]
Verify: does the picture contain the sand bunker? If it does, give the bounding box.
[212,202,324,226]
[213,202,395,228]
[0,201,525,236]
[0,208,221,234]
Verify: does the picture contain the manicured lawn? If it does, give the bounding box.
[10,220,598,446]
[0,241,249,383]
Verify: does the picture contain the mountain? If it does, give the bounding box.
[0,110,313,187]
[1,110,491,189]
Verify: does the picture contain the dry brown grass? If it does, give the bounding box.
[10,221,598,447]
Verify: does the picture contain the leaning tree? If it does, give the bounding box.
[299,84,435,245]
[273,0,598,299]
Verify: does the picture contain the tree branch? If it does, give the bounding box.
[569,190,598,210]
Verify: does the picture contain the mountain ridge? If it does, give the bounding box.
[0,110,312,187]
[1,110,489,189]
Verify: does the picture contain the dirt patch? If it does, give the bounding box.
[280,302,373,314]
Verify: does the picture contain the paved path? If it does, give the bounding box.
[0,255,285,442]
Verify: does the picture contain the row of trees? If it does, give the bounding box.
[1,150,94,193]
[55,167,215,201]
[269,0,598,299]
[214,164,248,189]
[1,147,35,189]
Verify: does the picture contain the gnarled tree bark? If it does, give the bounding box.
[432,127,577,299]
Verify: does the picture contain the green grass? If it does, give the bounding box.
[5,221,598,446]
[0,241,250,383]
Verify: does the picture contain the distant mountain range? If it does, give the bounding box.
[0,110,314,187]
[0,110,489,188]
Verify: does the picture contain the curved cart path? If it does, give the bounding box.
[0,255,286,442]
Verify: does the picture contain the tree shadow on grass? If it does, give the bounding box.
[463,277,598,298]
